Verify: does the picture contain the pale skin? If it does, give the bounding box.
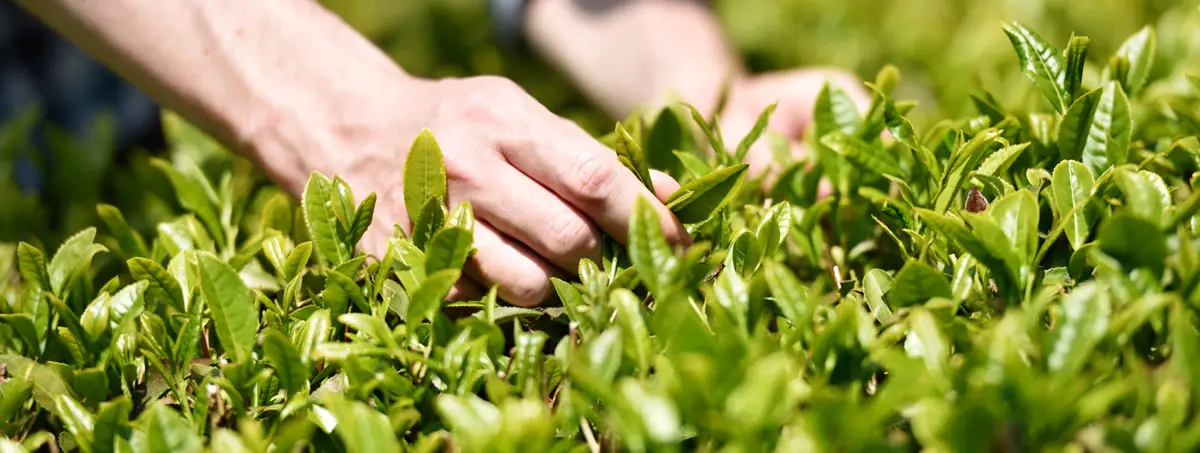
[16,0,866,307]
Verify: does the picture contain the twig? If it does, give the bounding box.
[580,417,601,453]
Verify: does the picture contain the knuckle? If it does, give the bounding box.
[569,153,617,200]
[506,274,552,307]
[543,212,596,258]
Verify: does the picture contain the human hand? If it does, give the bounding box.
[717,68,872,183]
[337,76,691,307]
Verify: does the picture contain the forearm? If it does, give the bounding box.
[16,0,417,194]
[525,0,742,118]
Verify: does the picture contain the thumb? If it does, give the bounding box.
[649,170,681,204]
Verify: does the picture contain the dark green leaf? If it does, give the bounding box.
[412,197,446,251]
[97,204,147,258]
[1097,213,1166,272]
[143,404,202,453]
[1057,88,1103,161]
[48,227,106,296]
[128,257,185,313]
[889,261,953,307]
[406,269,460,323]
[629,197,678,294]
[424,226,473,274]
[666,163,749,223]
[16,242,50,293]
[264,330,308,396]
[1004,22,1068,112]
[302,172,350,266]
[346,192,377,249]
[1061,35,1090,101]
[1081,82,1133,175]
[197,253,258,362]
[821,131,902,177]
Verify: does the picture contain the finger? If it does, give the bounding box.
[499,123,691,247]
[649,170,680,204]
[461,220,566,307]
[446,276,486,302]
[463,163,602,274]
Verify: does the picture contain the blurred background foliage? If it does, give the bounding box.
[3,0,1200,258]
[321,0,1200,131]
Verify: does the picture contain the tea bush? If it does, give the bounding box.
[2,20,1200,452]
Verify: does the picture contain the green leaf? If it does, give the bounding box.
[324,396,400,453]
[283,242,313,283]
[346,192,377,250]
[424,226,473,274]
[406,269,460,323]
[611,289,652,373]
[96,204,147,258]
[197,253,258,362]
[1051,160,1098,250]
[449,201,476,233]
[755,201,792,260]
[814,81,862,136]
[733,103,778,163]
[435,394,501,452]
[762,261,811,328]
[1004,22,1068,112]
[1057,87,1103,161]
[93,397,132,453]
[889,261,952,308]
[674,151,712,178]
[54,394,94,448]
[1110,26,1156,95]
[821,131,902,177]
[331,176,356,231]
[128,258,185,313]
[725,230,762,277]
[615,122,653,191]
[0,315,38,352]
[629,197,678,294]
[143,404,202,453]
[16,242,50,293]
[646,107,692,174]
[263,330,308,396]
[302,172,350,267]
[1115,168,1170,228]
[1046,282,1111,378]
[1081,81,1133,175]
[412,197,446,251]
[320,268,366,315]
[975,143,1030,178]
[863,269,894,323]
[0,378,31,424]
[687,103,726,157]
[934,130,1001,214]
[988,190,1039,281]
[294,309,331,365]
[48,227,106,296]
[1097,213,1167,272]
[403,128,448,223]
[666,163,749,223]
[259,192,294,236]
[1061,35,1090,101]
[150,157,225,246]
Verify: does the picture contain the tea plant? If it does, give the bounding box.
[1,22,1200,452]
